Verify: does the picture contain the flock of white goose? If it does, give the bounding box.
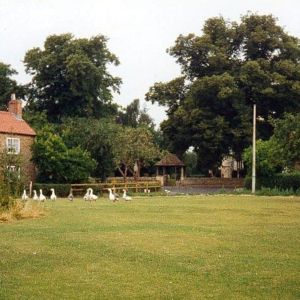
[21,187,133,202]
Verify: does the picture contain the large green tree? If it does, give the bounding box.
[146,13,300,172]
[24,34,121,122]
[117,99,155,129]
[61,117,120,180]
[0,62,24,110]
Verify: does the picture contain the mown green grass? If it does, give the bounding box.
[0,195,299,299]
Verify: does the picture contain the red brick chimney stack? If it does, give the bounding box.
[8,93,22,119]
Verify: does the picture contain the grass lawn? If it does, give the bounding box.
[0,195,299,299]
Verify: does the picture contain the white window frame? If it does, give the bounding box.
[6,137,20,154]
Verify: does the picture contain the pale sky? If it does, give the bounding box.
[1,0,300,125]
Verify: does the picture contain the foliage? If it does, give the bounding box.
[24,33,121,122]
[61,117,120,180]
[22,110,49,131]
[117,99,155,129]
[272,113,300,169]
[146,13,300,171]
[112,127,160,181]
[0,148,25,198]
[0,183,15,211]
[244,172,300,191]
[183,150,198,176]
[0,62,25,110]
[0,62,17,110]
[33,183,71,197]
[243,139,283,177]
[32,126,96,183]
[255,187,296,196]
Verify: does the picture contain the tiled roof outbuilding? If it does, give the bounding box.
[155,153,185,167]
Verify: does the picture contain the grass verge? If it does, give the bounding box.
[0,195,299,299]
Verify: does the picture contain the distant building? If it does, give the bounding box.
[155,153,185,185]
[0,94,36,183]
[220,156,244,178]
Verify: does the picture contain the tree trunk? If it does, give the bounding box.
[118,166,126,182]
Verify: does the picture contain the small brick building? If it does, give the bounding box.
[0,94,36,183]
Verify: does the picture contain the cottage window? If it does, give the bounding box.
[6,138,20,154]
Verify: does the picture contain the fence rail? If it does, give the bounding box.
[106,177,158,183]
[71,181,162,195]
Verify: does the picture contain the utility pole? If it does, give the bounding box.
[252,103,256,193]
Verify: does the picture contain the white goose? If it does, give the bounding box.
[21,189,28,201]
[39,189,46,202]
[50,188,57,201]
[122,189,132,201]
[108,188,117,202]
[83,189,90,201]
[89,188,98,201]
[33,190,38,200]
[68,188,74,201]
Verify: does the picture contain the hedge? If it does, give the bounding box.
[33,183,71,197]
[244,172,300,191]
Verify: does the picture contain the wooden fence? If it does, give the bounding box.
[71,180,162,196]
[106,177,158,183]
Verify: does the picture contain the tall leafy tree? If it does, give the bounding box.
[61,118,120,181]
[146,13,300,172]
[117,99,155,129]
[24,34,121,122]
[0,62,24,110]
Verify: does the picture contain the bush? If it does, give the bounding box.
[0,183,15,210]
[33,183,71,197]
[244,172,300,191]
[256,187,295,196]
[32,126,96,183]
[243,139,283,177]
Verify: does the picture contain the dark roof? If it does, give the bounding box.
[155,153,185,167]
[0,112,36,136]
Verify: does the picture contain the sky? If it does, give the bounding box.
[1,0,300,126]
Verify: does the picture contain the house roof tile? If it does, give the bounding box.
[0,111,36,136]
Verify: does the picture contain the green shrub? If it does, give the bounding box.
[0,183,16,210]
[33,183,71,197]
[256,187,294,196]
[244,172,300,192]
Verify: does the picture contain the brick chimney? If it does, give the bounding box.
[8,94,22,119]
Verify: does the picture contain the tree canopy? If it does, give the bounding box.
[61,117,120,181]
[272,113,300,169]
[0,62,24,110]
[117,99,155,129]
[24,33,121,122]
[112,127,160,181]
[146,13,300,173]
